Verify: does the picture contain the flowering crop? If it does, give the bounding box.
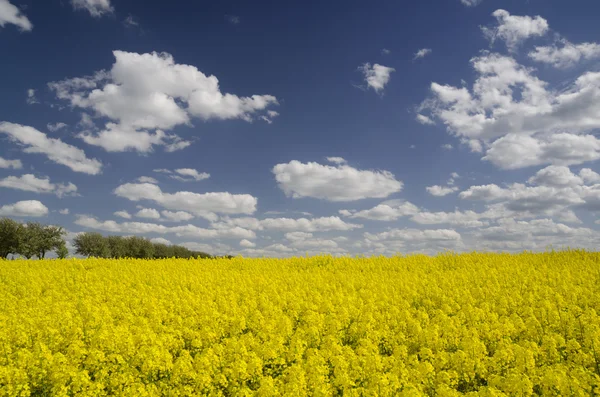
[1,250,600,396]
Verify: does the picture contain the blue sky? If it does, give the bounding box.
[1,0,600,257]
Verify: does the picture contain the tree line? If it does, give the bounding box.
[0,217,217,259]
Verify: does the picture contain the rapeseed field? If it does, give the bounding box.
[1,251,600,396]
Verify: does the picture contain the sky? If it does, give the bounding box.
[1,0,600,257]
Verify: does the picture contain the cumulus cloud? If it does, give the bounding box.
[426,185,459,197]
[471,218,598,251]
[47,122,68,132]
[419,52,600,169]
[0,200,48,217]
[0,0,32,31]
[114,183,256,219]
[0,122,102,175]
[339,200,419,221]
[26,89,38,105]
[213,216,362,233]
[70,0,113,17]
[358,63,395,93]
[136,176,158,184]
[483,133,600,170]
[239,239,255,248]
[135,208,161,220]
[460,0,483,6]
[272,160,403,202]
[150,237,171,245]
[481,9,549,52]
[413,48,432,60]
[78,123,186,153]
[0,174,78,197]
[529,39,600,69]
[416,114,435,125]
[114,211,132,219]
[161,210,194,222]
[0,156,22,169]
[75,215,255,240]
[410,210,490,228]
[49,51,278,153]
[59,209,70,215]
[171,168,210,182]
[325,157,346,165]
[527,165,584,187]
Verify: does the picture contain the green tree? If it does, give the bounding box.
[17,222,42,259]
[0,218,21,258]
[38,225,66,259]
[56,242,69,259]
[107,235,128,258]
[124,236,155,259]
[73,232,110,258]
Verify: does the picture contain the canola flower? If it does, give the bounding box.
[1,250,600,396]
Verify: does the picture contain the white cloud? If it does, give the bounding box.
[75,215,255,240]
[59,209,70,215]
[135,208,161,220]
[441,143,453,150]
[527,165,584,187]
[78,123,181,153]
[460,0,482,6]
[483,133,600,170]
[49,51,278,153]
[381,49,391,55]
[226,15,240,25]
[260,216,362,232]
[339,200,419,221]
[0,122,102,175]
[0,157,22,169]
[172,168,210,182]
[161,210,194,222]
[0,0,32,31]
[481,9,549,52]
[26,89,38,105]
[419,52,600,169]
[272,160,403,202]
[123,15,139,28]
[472,218,597,251]
[212,215,361,233]
[358,63,395,93]
[137,176,158,184]
[150,237,171,245]
[579,168,600,184]
[0,200,48,217]
[426,185,459,197]
[114,210,132,219]
[70,0,113,17]
[364,228,463,252]
[410,210,489,228]
[47,122,68,132]
[325,157,346,165]
[529,39,600,69]
[413,48,432,60]
[0,174,78,198]
[114,183,256,218]
[239,239,255,248]
[416,114,435,125]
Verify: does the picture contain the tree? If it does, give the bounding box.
[107,235,128,258]
[17,222,42,259]
[56,242,69,259]
[73,232,110,258]
[38,225,66,259]
[0,218,21,258]
[125,236,155,259]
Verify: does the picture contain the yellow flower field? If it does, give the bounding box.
[1,251,600,396]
